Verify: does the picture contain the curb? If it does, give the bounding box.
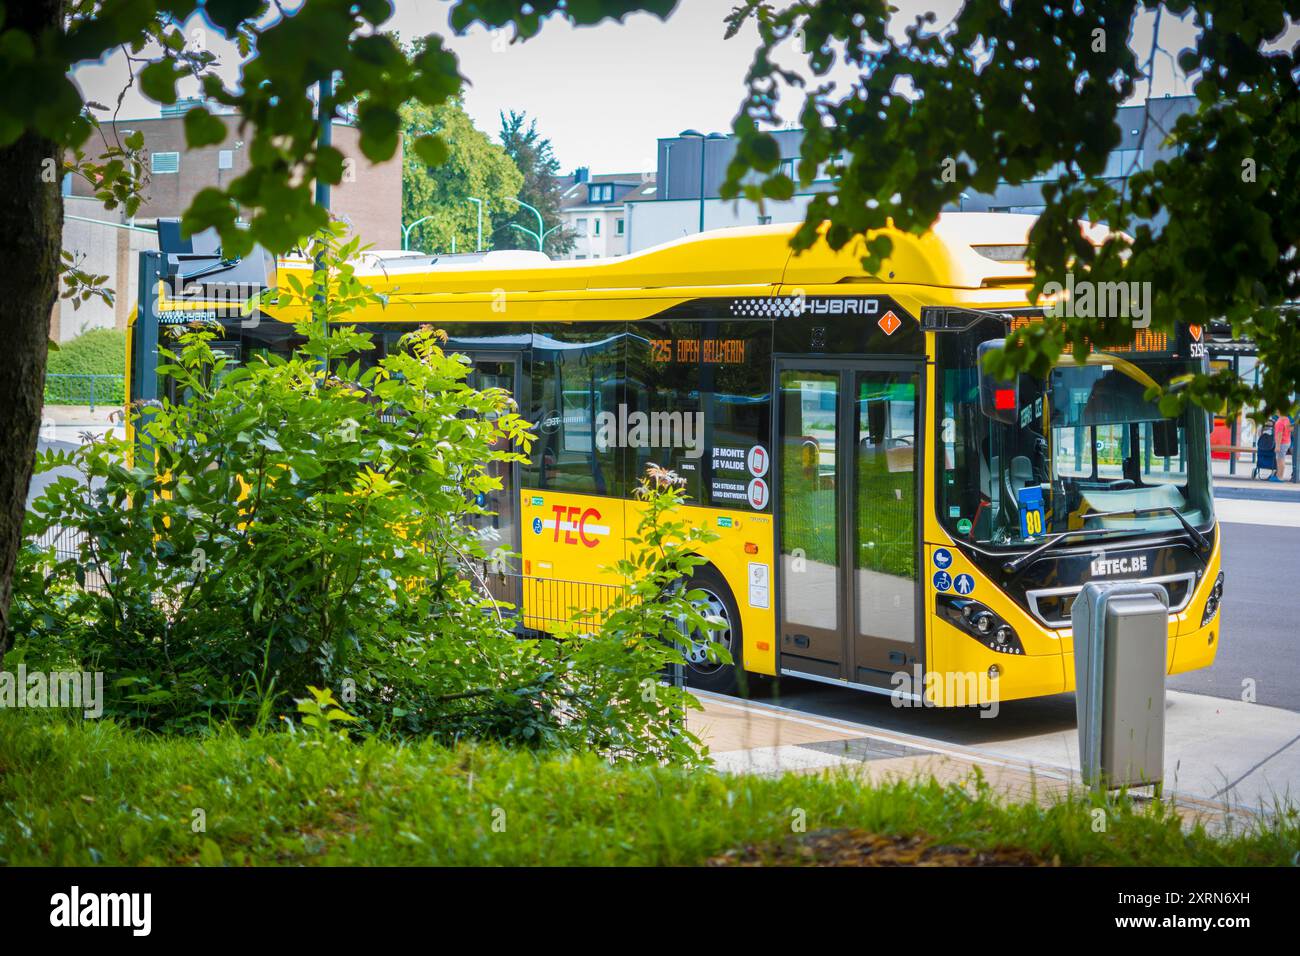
[690,690,1270,825]
[1214,485,1300,503]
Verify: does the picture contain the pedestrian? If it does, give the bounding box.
[1272,412,1291,482]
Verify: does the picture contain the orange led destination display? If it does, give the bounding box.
[649,338,748,365]
[1009,315,1170,355]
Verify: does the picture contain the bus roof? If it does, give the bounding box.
[277,212,1045,296]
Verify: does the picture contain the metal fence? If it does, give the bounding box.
[510,573,626,634]
[28,525,110,594]
[480,571,684,691]
[44,373,124,410]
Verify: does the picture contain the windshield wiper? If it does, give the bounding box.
[1082,505,1211,552]
[1002,505,1212,575]
[1001,528,1137,575]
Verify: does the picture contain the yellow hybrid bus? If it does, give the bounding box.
[127,213,1223,705]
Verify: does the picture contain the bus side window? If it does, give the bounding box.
[527,325,622,497]
[623,321,703,501]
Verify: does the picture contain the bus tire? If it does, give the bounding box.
[680,565,748,697]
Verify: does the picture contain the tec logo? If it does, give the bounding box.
[547,504,609,548]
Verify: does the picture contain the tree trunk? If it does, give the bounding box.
[0,0,64,663]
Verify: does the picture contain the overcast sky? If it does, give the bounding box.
[72,0,1268,175]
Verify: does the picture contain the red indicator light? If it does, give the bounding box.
[994,388,1016,411]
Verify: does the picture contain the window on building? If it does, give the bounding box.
[576,217,588,235]
[616,218,625,236]
[757,215,773,225]
[218,149,234,170]
[593,219,601,236]
[588,183,613,203]
[151,151,180,174]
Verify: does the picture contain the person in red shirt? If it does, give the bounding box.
[1272,414,1292,481]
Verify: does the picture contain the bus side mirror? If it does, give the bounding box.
[1152,418,1179,458]
[978,340,1018,425]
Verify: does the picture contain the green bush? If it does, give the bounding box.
[13,227,713,764]
[44,328,127,405]
[48,328,126,376]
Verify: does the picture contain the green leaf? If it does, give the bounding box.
[139,60,183,105]
[183,108,228,148]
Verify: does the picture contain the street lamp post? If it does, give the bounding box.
[467,197,483,252]
[506,197,560,252]
[402,214,436,251]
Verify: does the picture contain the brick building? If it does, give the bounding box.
[68,101,403,249]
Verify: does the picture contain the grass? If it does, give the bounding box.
[45,328,127,406]
[1,711,1296,866]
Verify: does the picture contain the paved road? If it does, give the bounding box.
[1169,521,1300,712]
[760,510,1300,726]
[28,422,122,506]
[29,438,83,503]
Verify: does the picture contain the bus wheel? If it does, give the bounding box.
[679,566,745,696]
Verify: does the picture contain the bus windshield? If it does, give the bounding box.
[937,322,1214,548]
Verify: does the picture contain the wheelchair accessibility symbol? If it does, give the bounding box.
[932,570,952,592]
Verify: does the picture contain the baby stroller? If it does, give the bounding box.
[1252,424,1278,480]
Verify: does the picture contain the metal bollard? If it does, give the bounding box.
[1071,581,1170,793]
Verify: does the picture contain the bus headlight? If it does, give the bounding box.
[1201,571,1224,627]
[938,595,1025,655]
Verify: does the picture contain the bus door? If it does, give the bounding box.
[464,353,523,610]
[776,361,922,689]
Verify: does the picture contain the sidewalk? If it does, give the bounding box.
[1213,479,1300,525]
[42,405,119,427]
[39,405,123,446]
[687,690,1300,831]
[1213,452,1300,500]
